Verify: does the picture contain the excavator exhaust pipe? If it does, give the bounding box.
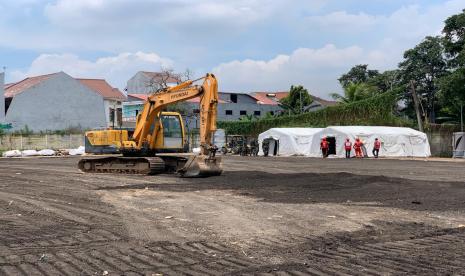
[178,155,223,178]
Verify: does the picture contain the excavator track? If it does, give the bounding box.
[78,157,166,175]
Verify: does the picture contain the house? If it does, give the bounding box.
[122,91,283,129]
[4,72,126,132]
[125,71,181,94]
[216,92,282,121]
[252,92,337,112]
[77,78,126,128]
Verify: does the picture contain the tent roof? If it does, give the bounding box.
[261,128,325,137]
[326,126,426,136]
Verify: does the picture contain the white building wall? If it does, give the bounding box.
[5,72,107,131]
[125,72,150,94]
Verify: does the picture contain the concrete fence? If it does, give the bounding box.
[425,124,460,158]
[0,134,84,151]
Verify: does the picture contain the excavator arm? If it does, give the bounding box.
[130,73,218,156]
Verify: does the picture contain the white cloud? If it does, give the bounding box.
[213,44,384,97]
[305,11,381,32]
[44,0,282,32]
[4,0,465,98]
[11,52,173,89]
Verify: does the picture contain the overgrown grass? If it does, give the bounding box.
[218,91,411,136]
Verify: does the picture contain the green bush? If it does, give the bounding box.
[218,92,411,136]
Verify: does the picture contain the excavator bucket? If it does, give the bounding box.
[178,155,223,178]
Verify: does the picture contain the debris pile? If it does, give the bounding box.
[2,146,85,158]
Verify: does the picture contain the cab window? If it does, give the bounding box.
[161,115,183,138]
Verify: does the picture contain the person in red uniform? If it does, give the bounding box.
[372,138,381,158]
[320,137,329,158]
[353,138,363,158]
[344,138,352,158]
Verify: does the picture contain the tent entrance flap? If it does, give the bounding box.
[327,136,336,155]
[268,139,279,156]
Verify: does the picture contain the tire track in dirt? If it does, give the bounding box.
[0,240,264,275]
[235,227,465,275]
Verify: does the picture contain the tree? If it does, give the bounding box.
[438,68,465,122]
[279,85,313,115]
[398,36,447,123]
[438,10,465,124]
[146,67,181,92]
[367,69,402,92]
[330,82,378,103]
[443,9,465,67]
[181,68,195,82]
[338,64,379,88]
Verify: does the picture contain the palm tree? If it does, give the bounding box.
[330,82,378,103]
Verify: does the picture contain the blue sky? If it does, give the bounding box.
[1,0,464,98]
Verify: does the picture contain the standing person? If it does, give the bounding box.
[372,138,381,158]
[262,139,270,157]
[353,138,363,158]
[344,138,352,158]
[320,137,329,158]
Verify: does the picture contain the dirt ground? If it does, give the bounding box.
[0,156,465,275]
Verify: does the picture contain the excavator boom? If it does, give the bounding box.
[78,73,222,177]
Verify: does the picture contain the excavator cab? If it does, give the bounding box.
[159,112,187,152]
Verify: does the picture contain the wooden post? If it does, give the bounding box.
[410,80,424,132]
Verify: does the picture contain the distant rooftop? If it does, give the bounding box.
[77,78,126,100]
[4,72,126,100]
[4,73,57,98]
[252,92,337,107]
[141,71,181,84]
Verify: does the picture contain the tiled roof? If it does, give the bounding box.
[4,73,126,101]
[77,78,126,100]
[251,92,286,105]
[4,83,15,90]
[252,92,337,107]
[4,73,58,98]
[141,71,181,84]
[311,95,338,107]
[127,94,148,101]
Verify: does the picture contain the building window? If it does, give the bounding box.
[225,110,233,115]
[254,111,261,116]
[230,94,237,103]
[240,110,247,115]
[193,109,200,114]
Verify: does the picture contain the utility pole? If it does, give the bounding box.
[410,80,424,132]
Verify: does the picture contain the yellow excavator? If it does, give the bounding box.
[78,73,222,177]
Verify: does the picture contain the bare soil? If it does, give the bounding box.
[0,156,464,275]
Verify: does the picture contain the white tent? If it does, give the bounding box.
[258,126,431,158]
[258,128,324,156]
[316,126,431,158]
